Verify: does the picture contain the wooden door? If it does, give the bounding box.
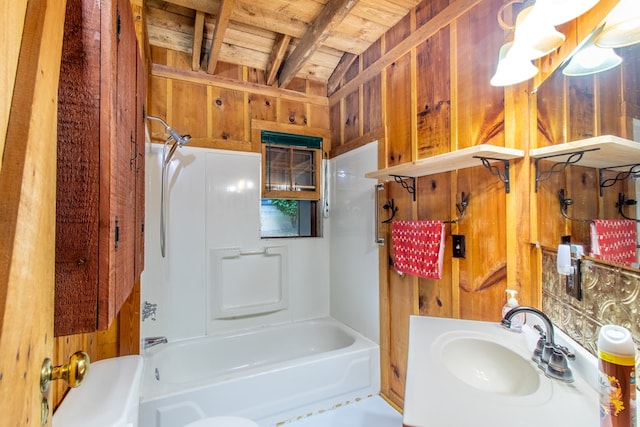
[0,0,68,425]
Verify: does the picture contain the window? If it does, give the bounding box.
[261,131,322,200]
[260,131,323,238]
[260,199,319,238]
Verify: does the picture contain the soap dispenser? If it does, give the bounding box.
[502,289,524,331]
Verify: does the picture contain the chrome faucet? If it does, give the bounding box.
[501,306,575,383]
[143,336,167,349]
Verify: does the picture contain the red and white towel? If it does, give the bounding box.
[392,220,445,279]
[590,219,638,267]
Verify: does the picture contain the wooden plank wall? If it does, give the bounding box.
[329,0,512,409]
[327,0,622,411]
[147,48,331,153]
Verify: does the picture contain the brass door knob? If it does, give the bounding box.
[40,351,90,393]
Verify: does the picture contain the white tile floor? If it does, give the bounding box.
[276,396,403,427]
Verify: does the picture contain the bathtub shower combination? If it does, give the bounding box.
[138,318,380,427]
[140,145,382,426]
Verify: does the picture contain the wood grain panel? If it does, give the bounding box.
[415,0,450,27]
[457,166,507,321]
[330,101,342,145]
[415,28,450,159]
[568,75,596,141]
[249,93,277,122]
[55,0,101,333]
[362,38,382,69]
[386,53,412,166]
[309,103,331,130]
[210,85,246,141]
[0,0,67,423]
[279,98,307,126]
[454,0,504,149]
[171,79,208,139]
[535,159,567,250]
[565,165,598,248]
[344,90,360,142]
[363,74,382,135]
[598,68,624,138]
[384,180,416,406]
[536,70,567,146]
[417,173,453,318]
[384,12,411,52]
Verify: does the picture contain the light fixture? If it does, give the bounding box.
[511,5,566,60]
[490,41,539,86]
[535,0,601,26]
[595,0,640,48]
[562,36,622,76]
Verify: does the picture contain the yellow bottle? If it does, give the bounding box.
[598,324,636,427]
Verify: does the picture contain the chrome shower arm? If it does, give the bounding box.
[146,115,191,147]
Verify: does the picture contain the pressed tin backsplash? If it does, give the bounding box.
[542,249,640,386]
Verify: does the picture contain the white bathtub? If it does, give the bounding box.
[138,318,380,427]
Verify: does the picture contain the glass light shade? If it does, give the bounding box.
[490,42,539,86]
[594,0,640,48]
[511,6,566,60]
[562,43,622,76]
[533,0,600,26]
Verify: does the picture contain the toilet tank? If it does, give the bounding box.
[53,355,144,427]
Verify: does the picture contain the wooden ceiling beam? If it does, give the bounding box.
[162,0,220,15]
[205,0,234,74]
[265,33,291,86]
[277,0,360,88]
[191,10,205,71]
[327,52,358,96]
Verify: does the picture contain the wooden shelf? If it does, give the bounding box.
[364,144,524,180]
[529,135,640,170]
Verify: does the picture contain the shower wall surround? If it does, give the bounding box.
[141,142,380,344]
[542,249,640,380]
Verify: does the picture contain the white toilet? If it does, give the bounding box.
[52,355,144,427]
[52,355,258,427]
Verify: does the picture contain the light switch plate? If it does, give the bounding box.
[452,234,465,258]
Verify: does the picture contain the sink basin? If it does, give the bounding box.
[440,336,539,396]
[403,316,600,427]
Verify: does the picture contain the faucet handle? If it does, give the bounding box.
[545,346,575,383]
[533,324,546,339]
[554,344,575,360]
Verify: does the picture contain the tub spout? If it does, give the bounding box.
[143,336,167,349]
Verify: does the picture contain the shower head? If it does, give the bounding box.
[146,115,192,146]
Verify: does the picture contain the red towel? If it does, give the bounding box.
[590,219,637,267]
[392,220,445,279]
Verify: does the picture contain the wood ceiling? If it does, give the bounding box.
[146,0,423,91]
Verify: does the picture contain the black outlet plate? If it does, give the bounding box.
[452,234,465,258]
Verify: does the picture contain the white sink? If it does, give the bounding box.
[439,334,540,396]
[403,316,599,427]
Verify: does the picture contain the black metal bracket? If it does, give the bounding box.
[558,189,592,223]
[616,192,640,222]
[534,148,600,192]
[599,163,640,196]
[391,175,416,201]
[444,192,471,224]
[475,156,512,193]
[382,199,399,223]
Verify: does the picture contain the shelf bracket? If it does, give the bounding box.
[533,148,599,192]
[475,156,512,193]
[616,192,640,222]
[391,175,416,201]
[599,163,640,196]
